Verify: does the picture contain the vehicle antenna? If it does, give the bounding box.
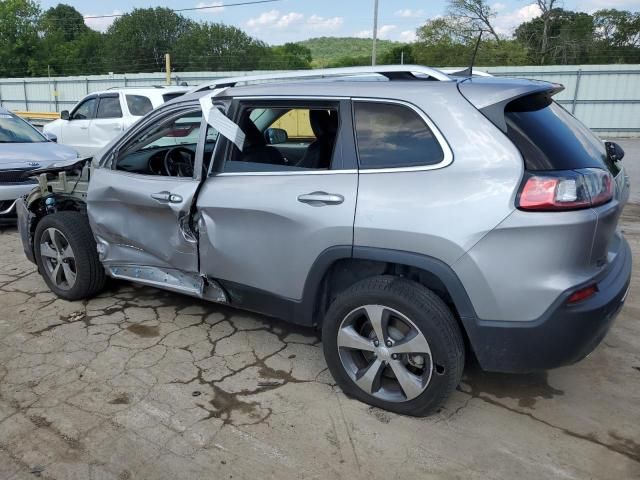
[457,30,483,77]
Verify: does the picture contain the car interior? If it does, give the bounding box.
[115,105,340,177]
[224,106,340,172]
[115,111,211,177]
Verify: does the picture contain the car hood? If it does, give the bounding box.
[0,142,78,170]
[43,119,62,132]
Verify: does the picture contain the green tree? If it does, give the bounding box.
[173,22,271,71]
[591,10,640,63]
[379,44,416,64]
[106,8,194,73]
[30,4,106,76]
[412,17,528,67]
[413,17,472,66]
[0,0,40,77]
[269,43,312,69]
[448,0,501,41]
[516,9,594,64]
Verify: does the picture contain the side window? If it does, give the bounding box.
[71,97,97,120]
[96,96,123,119]
[268,109,315,141]
[354,102,444,169]
[223,104,340,173]
[126,95,154,116]
[115,109,209,177]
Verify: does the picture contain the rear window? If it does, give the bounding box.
[163,92,185,103]
[126,95,154,116]
[505,94,617,174]
[354,102,444,169]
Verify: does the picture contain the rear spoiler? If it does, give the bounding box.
[458,78,564,132]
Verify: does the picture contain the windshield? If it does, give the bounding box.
[0,113,46,143]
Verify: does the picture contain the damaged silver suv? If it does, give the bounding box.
[16,66,632,416]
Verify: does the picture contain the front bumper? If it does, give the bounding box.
[466,237,632,373]
[0,183,37,220]
[16,197,37,264]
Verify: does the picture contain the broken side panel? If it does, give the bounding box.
[86,167,201,273]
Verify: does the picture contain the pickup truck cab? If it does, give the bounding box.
[43,86,189,156]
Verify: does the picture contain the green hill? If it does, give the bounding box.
[297,37,402,66]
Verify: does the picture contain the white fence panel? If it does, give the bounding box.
[1,65,638,137]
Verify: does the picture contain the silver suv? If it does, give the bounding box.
[16,66,632,416]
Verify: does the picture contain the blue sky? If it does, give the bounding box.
[40,0,640,44]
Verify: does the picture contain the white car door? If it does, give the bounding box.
[63,96,98,156]
[89,94,125,150]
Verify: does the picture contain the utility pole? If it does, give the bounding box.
[371,0,379,66]
[400,50,404,65]
[47,65,52,111]
[165,53,171,85]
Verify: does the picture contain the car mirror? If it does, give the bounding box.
[605,141,625,162]
[43,131,57,143]
[265,127,288,145]
[60,110,70,121]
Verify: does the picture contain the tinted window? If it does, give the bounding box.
[71,97,97,120]
[96,96,122,119]
[163,92,185,102]
[354,102,444,169]
[505,95,614,173]
[126,95,154,116]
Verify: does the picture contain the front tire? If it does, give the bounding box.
[34,211,106,301]
[322,276,465,416]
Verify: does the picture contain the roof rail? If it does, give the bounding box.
[190,64,452,93]
[105,85,175,90]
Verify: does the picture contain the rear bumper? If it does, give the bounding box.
[465,237,632,373]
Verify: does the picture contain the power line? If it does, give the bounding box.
[82,0,283,20]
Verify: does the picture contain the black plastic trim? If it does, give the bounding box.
[351,246,478,319]
[466,237,632,372]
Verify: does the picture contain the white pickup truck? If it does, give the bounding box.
[43,86,189,156]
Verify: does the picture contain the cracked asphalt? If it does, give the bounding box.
[0,160,639,478]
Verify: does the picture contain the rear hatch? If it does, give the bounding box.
[459,77,629,270]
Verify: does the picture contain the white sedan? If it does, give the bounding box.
[43,86,189,156]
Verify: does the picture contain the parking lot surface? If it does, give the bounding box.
[0,144,638,479]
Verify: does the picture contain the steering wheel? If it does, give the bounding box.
[163,147,195,177]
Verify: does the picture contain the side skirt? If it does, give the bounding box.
[106,265,227,303]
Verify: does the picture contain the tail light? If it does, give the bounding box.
[518,168,614,211]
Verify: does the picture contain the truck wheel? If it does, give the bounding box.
[322,276,465,416]
[34,211,106,301]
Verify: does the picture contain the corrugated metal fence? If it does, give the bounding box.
[0,65,638,137]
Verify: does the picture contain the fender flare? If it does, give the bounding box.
[298,245,478,326]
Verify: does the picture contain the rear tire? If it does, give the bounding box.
[34,211,106,301]
[322,276,465,416]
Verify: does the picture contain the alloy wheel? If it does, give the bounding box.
[337,305,433,402]
[39,227,77,290]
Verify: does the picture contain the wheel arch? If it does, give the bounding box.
[19,193,88,263]
[301,246,478,332]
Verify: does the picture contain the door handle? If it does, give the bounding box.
[151,191,183,203]
[297,191,344,206]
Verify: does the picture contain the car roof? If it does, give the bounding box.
[176,75,557,106]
